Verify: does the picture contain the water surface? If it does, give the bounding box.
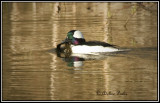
[2,2,157,100]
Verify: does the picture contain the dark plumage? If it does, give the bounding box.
[79,41,116,47]
[69,30,76,34]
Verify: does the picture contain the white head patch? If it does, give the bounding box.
[73,30,84,39]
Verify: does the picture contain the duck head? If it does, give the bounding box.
[65,30,86,45]
[56,30,85,55]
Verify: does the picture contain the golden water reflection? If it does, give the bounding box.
[2,2,157,100]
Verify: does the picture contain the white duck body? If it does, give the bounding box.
[71,44,120,54]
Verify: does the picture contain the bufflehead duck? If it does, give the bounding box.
[57,30,122,55]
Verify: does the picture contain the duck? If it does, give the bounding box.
[57,30,123,55]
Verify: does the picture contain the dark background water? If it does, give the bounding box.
[2,2,158,100]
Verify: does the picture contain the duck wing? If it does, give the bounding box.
[81,41,116,47]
